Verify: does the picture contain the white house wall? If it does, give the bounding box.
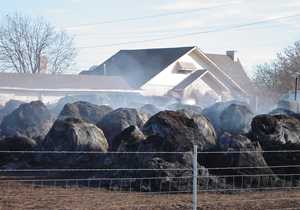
[141,53,205,96]
[183,78,222,106]
[184,77,213,96]
[177,70,238,107]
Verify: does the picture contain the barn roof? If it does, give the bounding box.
[0,73,132,91]
[80,46,196,88]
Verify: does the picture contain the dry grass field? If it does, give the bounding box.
[0,182,300,210]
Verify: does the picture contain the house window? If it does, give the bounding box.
[173,62,196,74]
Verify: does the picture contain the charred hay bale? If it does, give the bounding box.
[59,101,112,124]
[269,108,296,116]
[0,101,53,141]
[97,108,145,149]
[39,118,108,168]
[219,104,253,135]
[166,103,202,116]
[0,100,24,124]
[199,133,279,188]
[139,104,161,118]
[110,125,145,152]
[102,126,145,185]
[249,114,300,175]
[203,101,253,136]
[102,111,225,192]
[142,111,216,151]
[105,134,225,192]
[0,136,37,167]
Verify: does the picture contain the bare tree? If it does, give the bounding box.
[0,14,76,74]
[253,41,300,94]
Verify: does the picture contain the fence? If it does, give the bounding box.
[1,148,300,209]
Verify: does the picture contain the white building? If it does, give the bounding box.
[81,46,256,107]
[0,73,138,105]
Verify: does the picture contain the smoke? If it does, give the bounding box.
[181,98,196,105]
[2,47,297,114]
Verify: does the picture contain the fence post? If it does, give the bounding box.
[193,145,198,210]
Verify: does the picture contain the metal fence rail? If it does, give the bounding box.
[1,148,300,209]
[0,149,194,210]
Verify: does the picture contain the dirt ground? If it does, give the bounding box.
[0,182,300,210]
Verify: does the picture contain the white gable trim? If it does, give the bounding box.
[201,71,230,93]
[141,46,249,98]
[171,70,230,94]
[171,70,209,92]
[191,47,249,96]
[141,47,198,87]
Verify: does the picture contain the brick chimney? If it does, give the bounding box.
[39,55,48,74]
[226,50,237,62]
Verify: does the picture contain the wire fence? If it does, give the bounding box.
[1,148,300,209]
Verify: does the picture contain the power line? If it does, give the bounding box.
[73,25,218,38]
[77,13,300,49]
[75,25,286,42]
[65,2,238,29]
[73,23,236,39]
[73,19,290,40]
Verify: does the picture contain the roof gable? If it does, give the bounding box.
[81,46,195,88]
[205,53,255,94]
[171,70,207,91]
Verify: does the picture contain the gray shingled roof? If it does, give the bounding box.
[205,53,255,94]
[0,73,132,90]
[80,46,195,88]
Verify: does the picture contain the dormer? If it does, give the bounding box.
[173,61,197,74]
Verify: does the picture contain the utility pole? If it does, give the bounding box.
[295,77,299,101]
[192,145,198,210]
[103,63,106,75]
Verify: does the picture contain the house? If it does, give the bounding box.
[80,46,256,107]
[0,73,138,104]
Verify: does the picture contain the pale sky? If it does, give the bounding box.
[0,0,300,77]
